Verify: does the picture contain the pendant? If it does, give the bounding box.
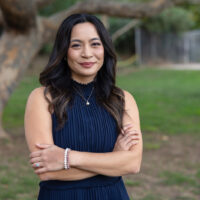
[86,101,90,106]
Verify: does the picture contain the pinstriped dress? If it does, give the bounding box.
[38,80,130,200]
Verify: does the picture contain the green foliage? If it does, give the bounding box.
[108,17,136,55]
[113,0,151,2]
[39,0,80,16]
[181,4,200,29]
[109,17,133,35]
[143,7,195,33]
[39,43,53,55]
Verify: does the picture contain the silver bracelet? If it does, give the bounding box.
[64,148,71,170]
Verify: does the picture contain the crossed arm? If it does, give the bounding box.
[24,87,143,181]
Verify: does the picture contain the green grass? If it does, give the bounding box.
[2,76,40,129]
[196,169,200,179]
[2,68,200,135]
[0,163,39,200]
[159,170,197,186]
[143,142,161,150]
[124,179,141,187]
[1,67,200,200]
[117,68,200,135]
[140,194,162,200]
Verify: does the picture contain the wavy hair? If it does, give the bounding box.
[39,13,125,134]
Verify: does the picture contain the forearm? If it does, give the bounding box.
[40,167,98,181]
[69,150,140,177]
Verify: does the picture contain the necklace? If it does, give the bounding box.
[73,86,94,106]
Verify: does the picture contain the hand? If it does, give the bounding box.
[113,124,140,151]
[29,144,65,174]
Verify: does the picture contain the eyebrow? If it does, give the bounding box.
[70,37,101,43]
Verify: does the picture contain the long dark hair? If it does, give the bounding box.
[39,13,125,134]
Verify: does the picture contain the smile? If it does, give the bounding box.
[79,62,96,68]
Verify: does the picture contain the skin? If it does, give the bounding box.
[24,22,143,181]
[67,22,104,84]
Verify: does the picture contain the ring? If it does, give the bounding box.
[35,163,40,168]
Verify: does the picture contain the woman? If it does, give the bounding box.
[24,13,143,200]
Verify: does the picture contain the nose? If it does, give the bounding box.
[81,45,92,58]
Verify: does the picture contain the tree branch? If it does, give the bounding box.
[0,0,37,31]
[35,0,56,9]
[48,0,173,24]
[39,0,200,43]
[112,20,141,42]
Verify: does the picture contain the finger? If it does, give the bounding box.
[120,128,125,135]
[123,131,139,139]
[30,157,41,164]
[120,133,139,144]
[124,129,139,135]
[34,167,47,174]
[36,144,52,149]
[123,124,134,133]
[29,151,42,159]
[123,134,139,143]
[126,141,135,149]
[32,162,43,169]
[117,134,123,140]
[127,140,139,147]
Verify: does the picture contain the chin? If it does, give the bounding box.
[78,69,99,77]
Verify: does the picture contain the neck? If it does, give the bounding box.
[71,76,96,85]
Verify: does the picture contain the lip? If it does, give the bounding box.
[79,62,96,68]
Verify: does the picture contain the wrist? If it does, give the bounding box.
[69,150,80,167]
[60,148,65,169]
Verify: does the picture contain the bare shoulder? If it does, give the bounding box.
[26,86,53,112]
[123,90,138,110]
[28,86,52,103]
[122,89,141,131]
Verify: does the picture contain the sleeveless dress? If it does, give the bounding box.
[38,79,130,200]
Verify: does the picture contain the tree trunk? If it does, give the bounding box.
[0,25,44,138]
[1,0,200,138]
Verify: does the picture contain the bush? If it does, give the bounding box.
[142,7,195,33]
[38,0,79,16]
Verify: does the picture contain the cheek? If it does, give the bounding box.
[95,48,104,61]
[67,49,78,62]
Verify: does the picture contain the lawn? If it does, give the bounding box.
[117,68,200,135]
[3,68,200,135]
[1,66,200,200]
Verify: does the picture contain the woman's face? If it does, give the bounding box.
[67,22,104,83]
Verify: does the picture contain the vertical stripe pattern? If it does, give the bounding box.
[38,79,130,200]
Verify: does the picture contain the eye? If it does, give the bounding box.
[71,44,80,48]
[92,42,101,47]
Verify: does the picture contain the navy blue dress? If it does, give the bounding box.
[38,79,130,200]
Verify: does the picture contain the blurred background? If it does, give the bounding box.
[0,0,199,199]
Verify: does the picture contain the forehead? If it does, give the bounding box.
[70,22,100,40]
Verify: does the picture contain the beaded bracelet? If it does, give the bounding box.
[64,148,71,170]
